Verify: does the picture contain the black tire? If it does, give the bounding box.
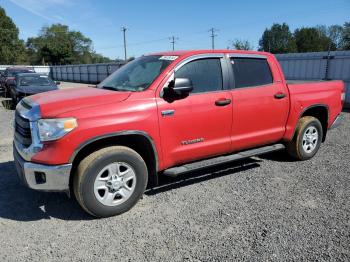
[3,86,9,98]
[10,93,17,109]
[73,146,148,218]
[287,116,323,160]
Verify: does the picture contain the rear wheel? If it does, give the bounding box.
[74,146,148,217]
[287,116,323,160]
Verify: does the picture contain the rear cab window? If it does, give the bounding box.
[230,57,273,88]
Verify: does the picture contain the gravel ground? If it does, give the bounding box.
[0,85,349,261]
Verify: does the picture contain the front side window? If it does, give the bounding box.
[175,58,223,93]
[98,55,173,92]
[231,58,273,88]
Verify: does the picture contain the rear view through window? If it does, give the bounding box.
[175,58,223,93]
[19,75,53,86]
[231,58,273,88]
[98,55,173,92]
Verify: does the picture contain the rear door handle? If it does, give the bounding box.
[215,98,231,106]
[274,93,286,99]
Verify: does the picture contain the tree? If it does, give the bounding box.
[26,24,112,65]
[315,25,343,50]
[232,39,253,50]
[294,27,333,52]
[90,53,113,63]
[26,24,92,64]
[0,6,27,64]
[259,23,297,53]
[342,22,350,50]
[327,25,344,50]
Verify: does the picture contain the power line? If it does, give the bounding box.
[169,36,179,51]
[121,26,127,61]
[209,28,219,49]
[128,37,169,46]
[98,37,169,50]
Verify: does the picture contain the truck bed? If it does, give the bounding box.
[287,80,343,96]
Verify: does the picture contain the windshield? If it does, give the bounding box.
[19,75,54,86]
[98,55,174,92]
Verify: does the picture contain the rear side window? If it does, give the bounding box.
[230,58,273,88]
[175,58,223,93]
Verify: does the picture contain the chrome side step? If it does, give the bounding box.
[163,143,285,177]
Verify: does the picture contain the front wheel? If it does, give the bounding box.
[73,146,148,217]
[3,86,9,98]
[287,116,323,160]
[10,93,18,109]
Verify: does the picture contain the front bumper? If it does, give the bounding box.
[329,114,343,129]
[14,145,72,192]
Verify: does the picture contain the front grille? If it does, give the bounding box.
[15,110,32,147]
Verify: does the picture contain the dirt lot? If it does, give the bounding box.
[0,84,349,261]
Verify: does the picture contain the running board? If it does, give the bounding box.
[163,143,285,177]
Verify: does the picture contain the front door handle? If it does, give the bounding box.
[274,93,286,99]
[215,98,231,106]
[161,109,175,116]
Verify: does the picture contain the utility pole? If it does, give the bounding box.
[169,36,179,51]
[209,28,218,50]
[121,26,127,61]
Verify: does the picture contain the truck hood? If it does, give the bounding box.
[30,87,131,117]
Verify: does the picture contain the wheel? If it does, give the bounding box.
[287,116,323,160]
[10,93,17,109]
[73,146,148,217]
[3,86,9,98]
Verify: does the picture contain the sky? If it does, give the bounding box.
[1,0,349,60]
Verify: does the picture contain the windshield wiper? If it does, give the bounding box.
[101,85,119,91]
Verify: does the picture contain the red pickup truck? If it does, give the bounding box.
[13,50,345,217]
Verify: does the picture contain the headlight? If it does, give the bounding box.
[37,118,78,142]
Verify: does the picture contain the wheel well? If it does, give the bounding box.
[301,106,328,142]
[70,134,158,192]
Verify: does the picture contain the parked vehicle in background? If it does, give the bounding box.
[13,50,345,218]
[8,73,59,108]
[0,69,6,93]
[1,67,34,97]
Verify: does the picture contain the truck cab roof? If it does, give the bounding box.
[149,49,272,57]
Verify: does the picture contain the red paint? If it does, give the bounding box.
[30,50,344,171]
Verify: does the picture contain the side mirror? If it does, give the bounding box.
[55,81,61,85]
[171,78,193,96]
[162,78,193,102]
